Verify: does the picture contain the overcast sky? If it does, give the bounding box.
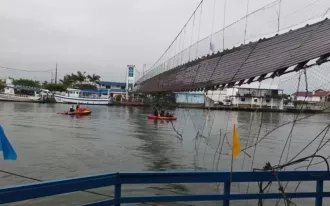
[0,0,328,83]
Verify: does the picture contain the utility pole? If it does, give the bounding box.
[55,63,58,84]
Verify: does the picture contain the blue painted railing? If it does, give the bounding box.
[0,171,329,205]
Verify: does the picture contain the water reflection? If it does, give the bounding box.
[127,107,182,171]
[0,102,329,206]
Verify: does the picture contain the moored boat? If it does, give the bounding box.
[0,79,51,102]
[54,88,113,105]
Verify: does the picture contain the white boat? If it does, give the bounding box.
[54,88,113,105]
[0,79,51,102]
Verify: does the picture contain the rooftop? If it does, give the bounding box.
[98,81,126,86]
[80,88,126,93]
[292,89,330,97]
[234,84,281,90]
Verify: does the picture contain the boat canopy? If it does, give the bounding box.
[78,88,126,94]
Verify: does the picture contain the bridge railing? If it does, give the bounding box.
[0,171,329,206]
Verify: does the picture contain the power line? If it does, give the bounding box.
[0,65,52,73]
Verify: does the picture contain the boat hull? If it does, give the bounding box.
[58,110,92,115]
[147,114,177,120]
[0,93,40,102]
[54,95,111,105]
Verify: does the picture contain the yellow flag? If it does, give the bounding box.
[232,124,241,158]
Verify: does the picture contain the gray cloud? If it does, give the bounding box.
[0,0,328,85]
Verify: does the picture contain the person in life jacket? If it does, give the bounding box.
[69,105,75,112]
[76,103,81,111]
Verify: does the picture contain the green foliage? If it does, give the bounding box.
[87,73,100,83]
[42,81,48,87]
[294,100,305,107]
[75,71,86,83]
[60,73,78,86]
[74,84,97,90]
[0,82,5,90]
[44,83,67,92]
[280,94,290,99]
[151,92,175,109]
[115,95,122,102]
[60,71,100,88]
[12,78,40,88]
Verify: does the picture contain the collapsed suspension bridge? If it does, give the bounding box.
[135,0,330,93]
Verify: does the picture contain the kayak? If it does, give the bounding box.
[147,114,177,120]
[58,110,92,115]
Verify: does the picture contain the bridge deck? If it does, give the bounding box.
[137,18,330,92]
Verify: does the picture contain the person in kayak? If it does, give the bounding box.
[153,108,158,116]
[76,103,80,111]
[165,111,172,117]
[69,105,75,112]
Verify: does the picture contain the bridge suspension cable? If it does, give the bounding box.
[145,0,205,74]
[136,0,330,93]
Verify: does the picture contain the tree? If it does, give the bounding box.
[74,83,97,90]
[0,81,5,90]
[87,73,101,83]
[60,74,77,86]
[12,79,40,88]
[44,83,67,92]
[115,94,122,102]
[42,81,48,87]
[59,71,101,88]
[76,71,86,83]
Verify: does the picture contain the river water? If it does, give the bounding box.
[0,102,329,205]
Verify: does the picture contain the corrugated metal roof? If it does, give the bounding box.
[292,90,330,97]
[137,18,330,92]
[98,81,126,86]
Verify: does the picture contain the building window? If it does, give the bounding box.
[254,99,258,103]
[320,97,323,100]
[266,99,270,103]
[106,85,110,89]
[241,97,245,102]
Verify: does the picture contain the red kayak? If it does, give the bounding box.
[147,114,177,120]
[58,109,92,115]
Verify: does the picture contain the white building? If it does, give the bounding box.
[207,85,283,108]
[205,90,230,105]
[291,89,330,102]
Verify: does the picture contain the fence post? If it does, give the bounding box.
[114,173,121,206]
[315,180,323,206]
[223,181,231,206]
